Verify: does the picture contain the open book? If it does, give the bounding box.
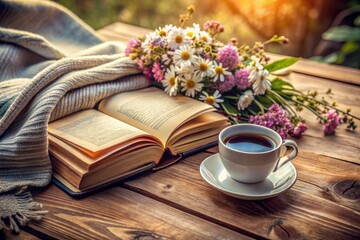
[48,87,229,196]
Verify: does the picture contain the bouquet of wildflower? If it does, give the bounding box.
[125,6,358,139]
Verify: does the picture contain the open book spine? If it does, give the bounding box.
[152,141,218,170]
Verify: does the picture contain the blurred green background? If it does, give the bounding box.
[53,0,360,68]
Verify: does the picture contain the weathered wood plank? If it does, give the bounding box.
[267,52,360,86]
[206,147,360,210]
[29,185,251,240]
[282,71,360,163]
[98,22,360,86]
[124,151,360,240]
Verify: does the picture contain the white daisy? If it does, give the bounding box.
[199,90,224,108]
[167,27,190,49]
[156,24,174,37]
[175,64,195,77]
[185,23,201,40]
[251,69,271,95]
[194,57,214,78]
[162,65,178,96]
[180,73,204,97]
[173,45,197,67]
[199,31,212,44]
[141,31,157,53]
[162,53,173,65]
[213,62,231,82]
[237,90,254,110]
[247,56,264,79]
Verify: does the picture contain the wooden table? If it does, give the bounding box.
[7,22,360,240]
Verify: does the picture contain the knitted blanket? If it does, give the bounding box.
[0,0,151,232]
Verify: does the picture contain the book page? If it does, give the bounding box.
[98,87,214,144]
[48,109,156,154]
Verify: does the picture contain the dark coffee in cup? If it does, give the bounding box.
[224,133,276,153]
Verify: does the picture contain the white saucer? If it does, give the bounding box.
[200,153,297,200]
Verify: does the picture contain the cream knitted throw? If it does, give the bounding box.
[0,0,151,232]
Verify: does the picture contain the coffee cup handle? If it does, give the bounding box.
[273,140,298,172]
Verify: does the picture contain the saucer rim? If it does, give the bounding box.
[199,153,297,200]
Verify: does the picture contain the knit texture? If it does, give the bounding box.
[0,0,151,232]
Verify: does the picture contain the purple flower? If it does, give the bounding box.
[290,121,308,138]
[322,109,342,135]
[249,104,293,140]
[212,74,235,93]
[217,45,240,70]
[125,39,140,57]
[152,62,164,82]
[234,69,250,90]
[151,36,166,48]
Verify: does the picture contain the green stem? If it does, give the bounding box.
[301,95,360,121]
[248,109,257,116]
[268,90,297,117]
[253,99,266,114]
[291,99,326,121]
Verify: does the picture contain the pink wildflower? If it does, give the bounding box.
[249,104,293,140]
[229,37,238,46]
[234,69,250,90]
[212,75,235,93]
[138,59,153,79]
[322,109,342,135]
[125,39,140,57]
[290,121,308,138]
[217,45,240,70]
[152,62,164,82]
[203,20,225,35]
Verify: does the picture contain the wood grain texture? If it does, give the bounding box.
[267,52,360,86]
[124,151,360,240]
[29,185,251,240]
[98,22,360,86]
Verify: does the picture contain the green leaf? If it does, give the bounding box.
[256,95,274,108]
[265,57,300,72]
[221,102,238,116]
[323,52,338,64]
[341,41,359,54]
[224,95,239,100]
[271,78,294,91]
[322,26,360,42]
[355,16,360,27]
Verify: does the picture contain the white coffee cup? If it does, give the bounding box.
[218,124,298,183]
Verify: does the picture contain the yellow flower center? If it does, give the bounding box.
[175,35,183,44]
[201,36,208,42]
[181,51,190,60]
[159,30,167,37]
[187,32,194,37]
[199,63,208,72]
[205,96,215,105]
[215,66,224,75]
[186,79,195,88]
[169,77,176,85]
[204,45,212,53]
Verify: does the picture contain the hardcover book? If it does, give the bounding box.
[48,87,229,197]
